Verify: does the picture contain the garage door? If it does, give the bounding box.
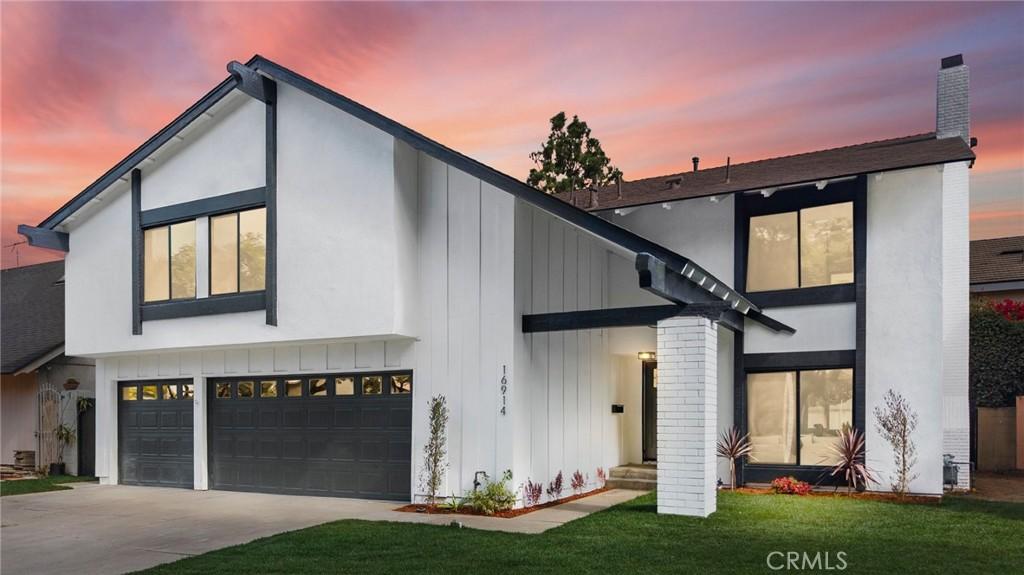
[209,371,412,500]
[118,380,194,488]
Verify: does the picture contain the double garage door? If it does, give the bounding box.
[117,372,412,501]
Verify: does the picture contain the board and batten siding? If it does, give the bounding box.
[93,340,413,487]
[412,153,516,500]
[513,202,619,497]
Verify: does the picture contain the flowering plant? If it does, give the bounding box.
[523,479,543,507]
[546,471,564,500]
[571,470,586,494]
[596,467,607,486]
[770,476,812,495]
[991,298,1024,321]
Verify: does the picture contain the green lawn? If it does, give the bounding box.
[137,491,1022,575]
[0,474,96,497]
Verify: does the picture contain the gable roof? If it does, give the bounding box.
[970,236,1024,285]
[555,133,975,211]
[24,55,798,332]
[1,260,66,374]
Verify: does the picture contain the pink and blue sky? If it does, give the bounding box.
[2,1,1022,268]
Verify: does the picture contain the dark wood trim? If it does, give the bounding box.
[742,464,845,487]
[265,81,278,326]
[140,187,266,227]
[748,284,856,308]
[523,305,683,333]
[734,177,865,308]
[131,169,143,335]
[227,61,275,104]
[16,225,69,252]
[733,332,746,486]
[854,179,867,432]
[744,350,856,371]
[141,292,265,321]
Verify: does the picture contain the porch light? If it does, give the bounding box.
[637,351,656,361]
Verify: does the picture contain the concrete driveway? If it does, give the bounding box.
[1,483,646,575]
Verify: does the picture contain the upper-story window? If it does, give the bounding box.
[144,220,196,302]
[746,201,853,292]
[211,207,267,295]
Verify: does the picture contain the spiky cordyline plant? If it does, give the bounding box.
[716,427,753,489]
[829,427,878,494]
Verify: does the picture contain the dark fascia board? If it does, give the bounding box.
[228,61,275,104]
[523,305,683,333]
[140,187,266,227]
[16,225,69,252]
[970,280,1024,293]
[35,71,246,230]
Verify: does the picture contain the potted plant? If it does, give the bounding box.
[716,426,753,489]
[51,422,76,476]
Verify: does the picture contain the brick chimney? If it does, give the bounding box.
[937,54,969,142]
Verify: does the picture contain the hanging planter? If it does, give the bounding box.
[63,378,80,391]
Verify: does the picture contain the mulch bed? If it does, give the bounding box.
[732,486,939,505]
[395,487,610,518]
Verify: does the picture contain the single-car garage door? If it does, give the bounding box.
[209,371,412,500]
[118,380,194,488]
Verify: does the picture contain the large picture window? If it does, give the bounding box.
[747,368,853,466]
[211,207,266,295]
[143,220,196,302]
[747,201,853,292]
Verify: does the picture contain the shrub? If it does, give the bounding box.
[570,470,585,494]
[420,395,449,505]
[546,471,564,500]
[770,476,812,495]
[523,479,542,507]
[971,300,1024,407]
[874,389,919,497]
[828,427,877,494]
[596,467,606,486]
[716,426,753,489]
[465,470,516,515]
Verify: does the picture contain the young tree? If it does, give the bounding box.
[421,395,449,505]
[874,390,919,497]
[527,112,622,195]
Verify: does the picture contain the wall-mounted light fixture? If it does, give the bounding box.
[637,351,656,361]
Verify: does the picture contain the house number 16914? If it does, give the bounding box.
[500,365,508,416]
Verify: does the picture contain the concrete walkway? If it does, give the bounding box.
[0,483,647,575]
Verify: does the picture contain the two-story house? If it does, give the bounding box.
[20,54,973,517]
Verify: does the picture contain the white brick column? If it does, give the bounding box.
[657,316,717,517]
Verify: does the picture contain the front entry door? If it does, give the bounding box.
[642,361,657,462]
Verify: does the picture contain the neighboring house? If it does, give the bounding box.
[19,54,972,516]
[970,236,1024,301]
[1,261,96,475]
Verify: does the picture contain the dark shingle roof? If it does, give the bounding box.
[971,236,1024,285]
[1,260,65,373]
[557,133,975,211]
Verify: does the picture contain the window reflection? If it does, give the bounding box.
[335,377,355,396]
[747,372,797,464]
[390,375,412,394]
[362,376,383,395]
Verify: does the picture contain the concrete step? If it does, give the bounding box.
[609,465,657,481]
[606,477,657,491]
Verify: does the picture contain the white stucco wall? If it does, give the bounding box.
[866,166,945,494]
[64,83,419,357]
[744,303,856,354]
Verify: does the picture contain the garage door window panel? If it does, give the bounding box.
[362,375,383,395]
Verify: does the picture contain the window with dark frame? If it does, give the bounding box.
[746,368,854,467]
[746,202,853,292]
[210,207,266,296]
[143,220,196,302]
